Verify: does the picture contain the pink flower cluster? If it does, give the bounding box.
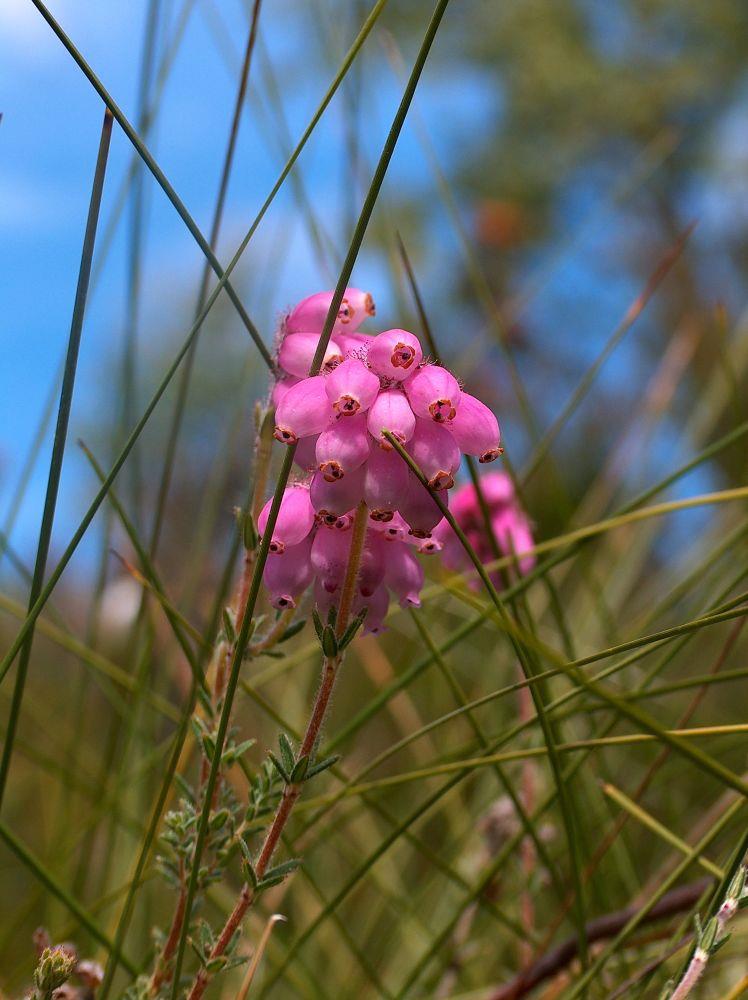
[259,287,513,631]
[435,472,536,583]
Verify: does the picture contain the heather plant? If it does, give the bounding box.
[2,2,748,999]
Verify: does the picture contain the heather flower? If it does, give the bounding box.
[316,414,370,481]
[279,331,343,377]
[285,287,375,337]
[367,388,416,447]
[260,288,514,629]
[325,358,380,416]
[274,375,332,443]
[446,390,502,463]
[257,484,315,554]
[407,418,460,491]
[404,364,461,422]
[367,328,423,379]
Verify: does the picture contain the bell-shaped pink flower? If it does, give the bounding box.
[405,364,461,423]
[367,329,423,380]
[293,434,319,472]
[399,473,446,537]
[310,466,365,520]
[353,585,389,634]
[286,288,375,336]
[385,544,424,608]
[278,332,343,377]
[407,418,461,491]
[311,525,352,593]
[363,446,410,522]
[447,391,501,463]
[258,485,315,554]
[274,376,332,444]
[263,536,314,609]
[358,532,387,597]
[315,413,370,482]
[325,358,380,416]
[367,389,416,448]
[414,535,443,555]
[271,376,300,408]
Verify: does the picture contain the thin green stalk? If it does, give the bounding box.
[0,110,113,810]
[29,0,271,366]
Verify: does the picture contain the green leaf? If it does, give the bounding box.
[268,752,290,785]
[278,733,295,773]
[291,755,309,783]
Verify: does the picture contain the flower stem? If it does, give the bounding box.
[185,503,369,1000]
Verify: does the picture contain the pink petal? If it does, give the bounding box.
[446,391,501,462]
[315,413,371,482]
[325,358,380,416]
[286,287,375,336]
[404,364,462,423]
[278,332,343,377]
[310,465,365,520]
[407,417,461,491]
[367,329,423,381]
[363,446,410,522]
[263,535,314,609]
[367,389,416,448]
[310,525,352,593]
[399,473,447,538]
[353,584,389,634]
[384,543,424,608]
[274,376,333,444]
[258,485,315,554]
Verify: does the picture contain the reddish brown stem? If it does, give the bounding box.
[149,881,186,994]
[185,504,369,1000]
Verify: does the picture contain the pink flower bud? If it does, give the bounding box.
[325,358,380,416]
[311,524,352,593]
[274,376,332,444]
[446,391,501,462]
[353,584,389,634]
[367,389,416,448]
[358,532,387,597]
[367,329,423,380]
[363,446,410,522]
[271,376,300,408]
[293,434,319,472]
[399,473,447,538]
[310,466,365,519]
[385,543,424,608]
[407,418,461,491]
[315,414,371,482]
[278,332,343,377]
[263,535,313,609]
[404,364,461,423]
[286,287,375,336]
[258,485,315,554]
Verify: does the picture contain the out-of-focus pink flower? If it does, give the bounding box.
[434,472,535,584]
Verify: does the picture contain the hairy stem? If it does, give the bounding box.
[186,503,369,1000]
